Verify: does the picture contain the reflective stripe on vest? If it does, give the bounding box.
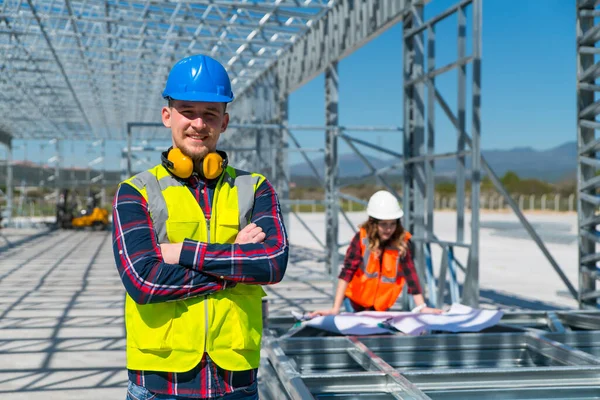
[131,171,170,242]
[360,237,379,279]
[359,238,399,282]
[122,164,266,373]
[131,169,258,241]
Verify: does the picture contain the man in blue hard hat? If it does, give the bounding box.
[112,54,289,400]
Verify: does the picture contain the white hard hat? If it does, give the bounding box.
[366,190,404,220]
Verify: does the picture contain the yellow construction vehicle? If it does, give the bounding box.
[56,189,109,230]
[71,206,109,230]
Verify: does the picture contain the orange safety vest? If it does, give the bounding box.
[345,228,411,311]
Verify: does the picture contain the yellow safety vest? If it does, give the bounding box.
[121,164,267,373]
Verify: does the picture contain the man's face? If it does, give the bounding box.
[162,100,229,161]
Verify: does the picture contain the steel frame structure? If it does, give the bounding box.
[0,0,591,308]
[260,311,600,399]
[0,0,334,140]
[398,0,578,309]
[401,0,482,307]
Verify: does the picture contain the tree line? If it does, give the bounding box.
[291,171,577,201]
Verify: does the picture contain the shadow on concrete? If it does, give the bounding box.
[478,288,571,311]
[0,229,127,398]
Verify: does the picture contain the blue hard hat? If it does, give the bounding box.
[162,54,234,103]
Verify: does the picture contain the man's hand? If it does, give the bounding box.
[235,223,266,244]
[160,243,183,264]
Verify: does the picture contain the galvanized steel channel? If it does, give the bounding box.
[261,311,600,399]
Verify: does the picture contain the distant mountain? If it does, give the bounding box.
[290,141,577,183]
[291,153,400,179]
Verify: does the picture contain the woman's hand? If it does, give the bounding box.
[306,308,340,318]
[419,306,443,315]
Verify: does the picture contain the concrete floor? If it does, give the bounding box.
[0,229,126,399]
[0,211,582,398]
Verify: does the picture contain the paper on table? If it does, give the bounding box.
[388,303,504,335]
[303,312,392,335]
[292,304,503,336]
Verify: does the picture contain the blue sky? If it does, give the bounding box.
[5,0,578,170]
[288,0,576,161]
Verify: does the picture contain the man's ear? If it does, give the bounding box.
[221,112,230,133]
[162,106,172,128]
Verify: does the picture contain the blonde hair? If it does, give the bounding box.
[360,217,408,258]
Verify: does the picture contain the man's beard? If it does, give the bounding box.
[188,146,210,162]
[176,141,210,162]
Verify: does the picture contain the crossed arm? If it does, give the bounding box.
[112,180,288,304]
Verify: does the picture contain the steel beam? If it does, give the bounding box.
[275,0,411,96]
[262,332,315,400]
[267,318,600,398]
[230,0,416,135]
[346,336,431,399]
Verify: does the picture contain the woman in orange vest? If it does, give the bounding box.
[309,190,443,316]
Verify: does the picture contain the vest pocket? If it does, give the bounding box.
[126,300,175,352]
[216,208,239,244]
[228,287,265,351]
[210,286,265,353]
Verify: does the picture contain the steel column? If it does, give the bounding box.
[101,139,106,207]
[456,5,467,243]
[255,127,262,175]
[325,62,340,282]
[462,0,482,307]
[127,127,132,178]
[403,3,428,290]
[426,24,436,244]
[53,139,60,200]
[275,87,290,232]
[577,0,600,309]
[6,140,13,226]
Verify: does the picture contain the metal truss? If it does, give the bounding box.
[1,0,416,229]
[260,311,600,399]
[577,0,600,308]
[0,0,332,141]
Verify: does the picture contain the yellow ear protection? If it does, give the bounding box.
[161,147,228,180]
[201,150,228,180]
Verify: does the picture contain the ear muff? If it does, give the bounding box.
[161,147,193,179]
[161,148,228,180]
[202,151,227,180]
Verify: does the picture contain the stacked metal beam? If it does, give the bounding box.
[260,312,600,399]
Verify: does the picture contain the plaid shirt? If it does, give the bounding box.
[112,169,288,398]
[338,232,422,295]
